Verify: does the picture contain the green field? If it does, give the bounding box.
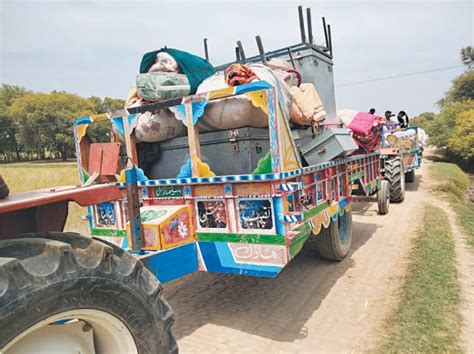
[1,161,89,235]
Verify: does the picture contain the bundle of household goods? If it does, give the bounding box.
[123,48,328,144]
[336,111,383,153]
[123,48,215,142]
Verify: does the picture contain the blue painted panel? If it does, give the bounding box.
[141,243,198,283]
[199,242,282,278]
[273,196,285,236]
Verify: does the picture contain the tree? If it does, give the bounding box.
[87,96,125,142]
[88,96,125,114]
[0,85,29,161]
[428,100,474,149]
[448,109,474,163]
[438,70,474,109]
[460,46,474,68]
[410,112,436,131]
[8,92,95,160]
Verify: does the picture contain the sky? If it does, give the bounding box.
[1,0,472,117]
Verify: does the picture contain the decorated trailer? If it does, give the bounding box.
[74,82,388,283]
[0,7,389,353]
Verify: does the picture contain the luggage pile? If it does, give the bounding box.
[346,112,382,153]
[196,61,327,133]
[122,48,328,143]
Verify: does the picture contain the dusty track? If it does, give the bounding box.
[163,160,432,352]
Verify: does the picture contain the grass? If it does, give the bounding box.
[380,205,462,352]
[1,161,89,235]
[431,162,474,249]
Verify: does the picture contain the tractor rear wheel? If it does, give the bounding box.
[0,232,177,354]
[384,156,405,202]
[316,209,352,261]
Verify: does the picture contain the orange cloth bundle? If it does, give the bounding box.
[224,64,258,86]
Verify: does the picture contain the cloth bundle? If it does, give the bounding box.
[139,48,214,94]
[122,48,215,143]
[290,84,326,126]
[347,112,382,153]
[224,64,258,86]
[136,72,190,102]
[217,62,326,127]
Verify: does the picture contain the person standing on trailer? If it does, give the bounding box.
[369,108,376,115]
[397,111,409,128]
[382,110,398,132]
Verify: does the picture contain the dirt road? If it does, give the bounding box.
[163,160,434,352]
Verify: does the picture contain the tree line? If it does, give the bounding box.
[0,86,124,161]
[412,46,473,171]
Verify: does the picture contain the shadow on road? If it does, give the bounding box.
[164,220,378,342]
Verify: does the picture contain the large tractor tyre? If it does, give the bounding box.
[0,232,177,354]
[384,156,405,203]
[405,169,415,183]
[316,209,352,261]
[377,180,390,215]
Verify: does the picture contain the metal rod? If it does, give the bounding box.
[287,47,296,69]
[237,40,246,61]
[235,47,241,62]
[203,38,209,61]
[298,5,307,43]
[322,17,329,50]
[328,24,333,56]
[306,8,314,44]
[255,35,267,64]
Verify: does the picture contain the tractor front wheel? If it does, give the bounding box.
[0,232,177,354]
[377,180,390,215]
[384,156,405,203]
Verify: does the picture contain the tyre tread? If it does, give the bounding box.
[385,157,405,202]
[0,232,177,353]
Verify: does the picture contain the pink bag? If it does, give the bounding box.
[348,112,378,136]
[347,112,382,153]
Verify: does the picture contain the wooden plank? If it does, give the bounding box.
[122,115,134,168]
[185,103,201,177]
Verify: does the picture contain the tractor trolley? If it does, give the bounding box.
[0,8,389,353]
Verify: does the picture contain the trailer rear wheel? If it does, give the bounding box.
[377,180,390,215]
[0,232,177,354]
[316,209,352,261]
[405,169,415,183]
[384,156,405,202]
